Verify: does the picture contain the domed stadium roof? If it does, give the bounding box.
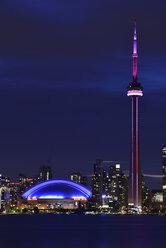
[22,179,92,200]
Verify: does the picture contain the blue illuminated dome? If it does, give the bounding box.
[22,179,92,200]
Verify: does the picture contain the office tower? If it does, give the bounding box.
[151,190,163,212]
[92,159,103,207]
[162,144,166,207]
[127,21,143,208]
[26,178,37,189]
[19,174,37,195]
[19,174,27,195]
[0,174,10,211]
[121,174,128,210]
[70,173,87,186]
[108,164,121,203]
[102,164,128,211]
[39,165,52,182]
[0,175,10,187]
[19,174,26,185]
[81,176,87,186]
[141,174,151,212]
[9,182,20,208]
[70,173,82,184]
[103,168,110,197]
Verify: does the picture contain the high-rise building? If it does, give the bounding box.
[70,173,82,184]
[92,159,103,207]
[102,164,128,211]
[0,175,10,211]
[19,174,37,195]
[102,168,110,197]
[151,190,163,212]
[39,165,52,182]
[19,174,27,195]
[9,183,20,208]
[70,173,87,186]
[141,175,152,212]
[127,21,143,209]
[121,174,128,210]
[162,144,166,207]
[81,176,87,186]
[0,175,10,187]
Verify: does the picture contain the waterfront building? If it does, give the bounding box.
[92,160,128,211]
[102,164,128,211]
[0,175,10,211]
[151,190,163,212]
[17,179,91,210]
[0,175,10,187]
[121,174,128,210]
[92,159,103,207]
[19,174,37,195]
[127,21,143,209]
[141,176,152,212]
[9,183,20,208]
[162,144,166,208]
[19,174,27,195]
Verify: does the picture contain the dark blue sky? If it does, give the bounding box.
[0,0,166,188]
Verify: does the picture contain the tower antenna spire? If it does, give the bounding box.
[133,19,137,53]
[133,19,138,82]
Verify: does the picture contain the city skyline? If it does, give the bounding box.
[1,2,166,248]
[0,1,166,190]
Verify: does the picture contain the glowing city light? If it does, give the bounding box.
[72,196,86,199]
[102,194,106,199]
[127,90,143,96]
[39,195,64,199]
[22,179,92,200]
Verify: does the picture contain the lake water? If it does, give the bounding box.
[0,214,165,248]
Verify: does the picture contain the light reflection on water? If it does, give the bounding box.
[0,215,165,248]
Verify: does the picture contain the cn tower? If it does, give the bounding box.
[127,21,143,209]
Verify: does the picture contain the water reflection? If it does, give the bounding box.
[0,215,165,248]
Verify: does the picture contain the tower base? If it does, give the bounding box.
[128,203,142,214]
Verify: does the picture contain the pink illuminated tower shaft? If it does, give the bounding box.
[131,95,139,206]
[127,21,143,208]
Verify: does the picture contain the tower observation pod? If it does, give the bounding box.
[127,21,143,210]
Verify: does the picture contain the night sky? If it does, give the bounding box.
[0,0,166,188]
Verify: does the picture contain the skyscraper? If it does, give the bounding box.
[9,182,20,208]
[162,144,166,207]
[127,21,143,209]
[39,165,52,182]
[70,173,82,184]
[70,173,87,186]
[92,159,103,207]
[19,174,37,195]
[0,175,10,211]
[102,163,128,211]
